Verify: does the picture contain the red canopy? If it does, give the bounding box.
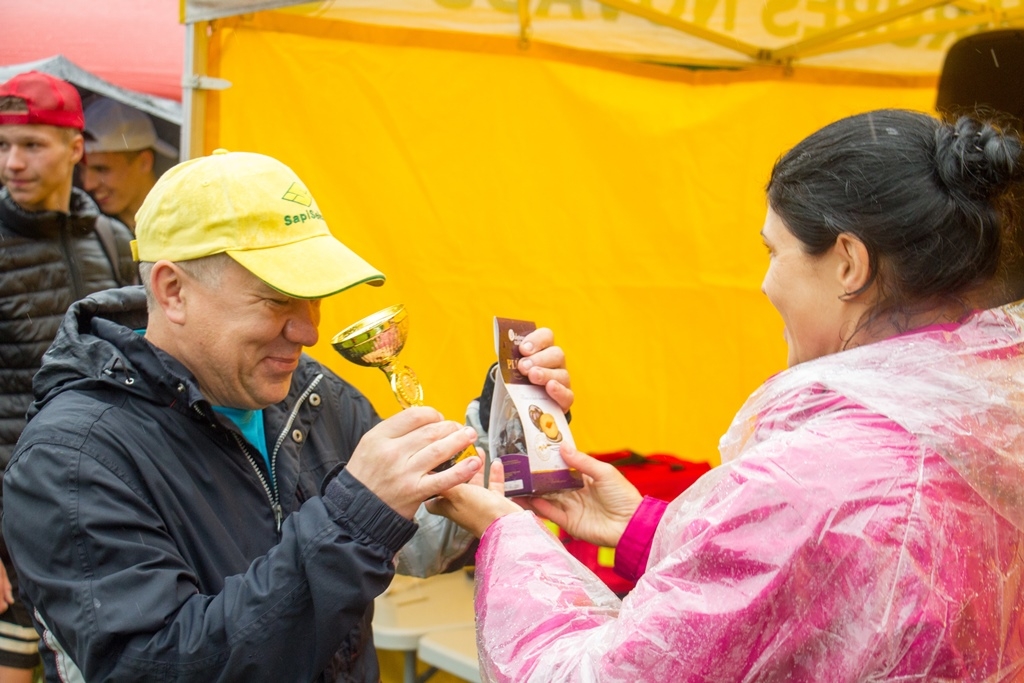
[0,0,184,102]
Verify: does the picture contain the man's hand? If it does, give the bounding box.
[426,460,520,538]
[517,327,573,413]
[518,445,643,548]
[345,407,482,519]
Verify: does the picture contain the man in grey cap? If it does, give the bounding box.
[81,97,178,231]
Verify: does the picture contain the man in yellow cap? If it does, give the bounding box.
[2,149,572,683]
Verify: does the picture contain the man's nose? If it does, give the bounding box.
[3,146,26,170]
[82,168,98,191]
[284,301,320,347]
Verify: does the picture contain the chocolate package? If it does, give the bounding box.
[487,317,582,496]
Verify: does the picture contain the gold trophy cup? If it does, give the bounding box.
[331,304,477,471]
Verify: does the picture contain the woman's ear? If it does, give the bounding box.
[150,260,188,325]
[834,233,871,299]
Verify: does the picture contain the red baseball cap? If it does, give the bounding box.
[0,71,84,130]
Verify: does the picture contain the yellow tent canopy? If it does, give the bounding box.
[176,0,1014,467]
[183,0,1024,74]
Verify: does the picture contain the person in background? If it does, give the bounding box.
[935,28,1024,305]
[0,70,136,683]
[430,109,1024,681]
[2,148,572,683]
[81,97,178,231]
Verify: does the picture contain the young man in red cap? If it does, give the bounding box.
[0,70,136,682]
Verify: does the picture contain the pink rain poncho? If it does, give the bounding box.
[474,303,1024,682]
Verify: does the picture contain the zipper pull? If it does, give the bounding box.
[273,503,283,533]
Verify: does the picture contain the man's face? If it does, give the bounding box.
[0,124,82,212]
[170,257,322,410]
[81,150,153,226]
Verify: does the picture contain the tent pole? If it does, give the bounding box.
[182,21,230,161]
[594,0,763,60]
[771,0,951,61]
[181,22,202,161]
[795,7,1024,60]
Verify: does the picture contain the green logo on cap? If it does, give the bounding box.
[282,183,312,207]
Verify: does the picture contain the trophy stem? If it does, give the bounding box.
[380,362,424,409]
[378,362,478,466]
[332,304,478,470]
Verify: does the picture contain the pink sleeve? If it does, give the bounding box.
[470,404,981,682]
[613,496,668,582]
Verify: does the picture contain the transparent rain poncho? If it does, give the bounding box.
[474,302,1024,682]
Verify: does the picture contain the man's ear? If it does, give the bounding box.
[835,233,871,300]
[136,149,155,174]
[70,133,84,166]
[150,260,188,325]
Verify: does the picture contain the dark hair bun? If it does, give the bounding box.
[935,117,1024,201]
[768,109,1024,323]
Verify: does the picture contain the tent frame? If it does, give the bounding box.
[180,0,1024,159]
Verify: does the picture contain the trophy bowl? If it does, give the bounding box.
[331,304,409,368]
[331,304,423,408]
[331,304,477,471]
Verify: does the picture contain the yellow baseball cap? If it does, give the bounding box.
[132,149,385,299]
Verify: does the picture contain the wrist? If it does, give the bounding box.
[479,507,527,540]
[323,469,418,550]
[613,496,668,581]
[607,494,644,547]
[474,502,519,538]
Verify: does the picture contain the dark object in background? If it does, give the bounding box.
[936,29,1024,304]
[936,29,1024,126]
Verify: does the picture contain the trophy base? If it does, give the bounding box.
[432,444,479,472]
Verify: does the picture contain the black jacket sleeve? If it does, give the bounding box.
[4,405,414,682]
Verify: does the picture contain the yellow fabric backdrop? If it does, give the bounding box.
[199,13,935,682]
[202,15,934,472]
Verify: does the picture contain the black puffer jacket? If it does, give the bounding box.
[0,187,135,465]
[5,287,419,682]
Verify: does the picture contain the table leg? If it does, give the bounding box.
[403,652,417,683]
[415,665,438,683]
[401,651,438,683]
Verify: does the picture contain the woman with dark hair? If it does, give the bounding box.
[430,109,1024,681]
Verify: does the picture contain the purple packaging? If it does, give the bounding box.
[487,317,582,496]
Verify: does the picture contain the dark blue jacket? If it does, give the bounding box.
[4,286,416,682]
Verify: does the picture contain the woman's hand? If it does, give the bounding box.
[517,327,573,414]
[518,445,643,548]
[427,460,521,538]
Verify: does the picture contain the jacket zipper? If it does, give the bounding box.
[269,373,324,465]
[194,373,325,535]
[58,215,86,298]
[231,431,283,533]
